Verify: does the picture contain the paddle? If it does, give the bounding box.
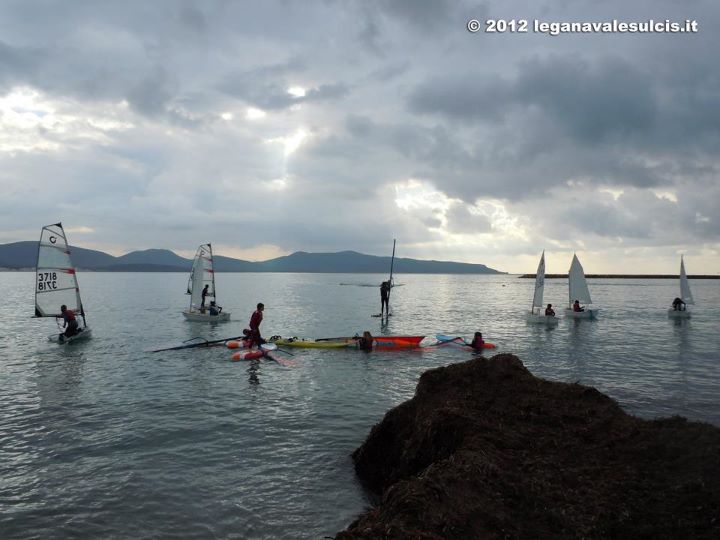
[150,334,247,353]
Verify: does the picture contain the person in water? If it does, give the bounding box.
[470,331,485,351]
[573,300,584,312]
[545,303,556,316]
[208,301,222,316]
[248,303,265,347]
[200,284,210,312]
[357,331,374,351]
[672,297,686,311]
[58,304,79,339]
[380,280,391,316]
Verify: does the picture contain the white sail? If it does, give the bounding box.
[187,243,216,310]
[35,223,86,323]
[679,256,694,305]
[532,251,545,310]
[568,253,592,306]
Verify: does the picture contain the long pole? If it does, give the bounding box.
[386,239,396,317]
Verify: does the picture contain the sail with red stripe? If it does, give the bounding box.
[35,223,86,319]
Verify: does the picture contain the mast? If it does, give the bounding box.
[386,239,396,317]
[209,243,216,302]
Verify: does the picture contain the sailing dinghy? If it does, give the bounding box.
[35,223,92,344]
[526,251,559,325]
[565,254,599,319]
[668,256,694,319]
[182,243,230,322]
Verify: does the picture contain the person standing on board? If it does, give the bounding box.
[380,280,391,317]
[200,284,210,312]
[248,303,265,347]
[58,304,79,339]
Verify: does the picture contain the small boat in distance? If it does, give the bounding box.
[668,256,694,319]
[565,254,599,319]
[182,243,230,322]
[526,251,559,325]
[35,223,92,344]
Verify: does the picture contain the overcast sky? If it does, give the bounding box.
[1,0,718,273]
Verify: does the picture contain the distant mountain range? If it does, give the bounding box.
[0,241,504,274]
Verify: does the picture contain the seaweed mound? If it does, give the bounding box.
[337,354,720,539]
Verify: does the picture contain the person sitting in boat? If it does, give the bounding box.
[470,332,485,351]
[573,300,585,312]
[672,297,686,311]
[357,331,374,351]
[208,301,222,316]
[545,304,556,317]
[58,304,79,338]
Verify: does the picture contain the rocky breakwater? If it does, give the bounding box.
[336,354,720,539]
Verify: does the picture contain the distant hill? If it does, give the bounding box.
[0,241,504,274]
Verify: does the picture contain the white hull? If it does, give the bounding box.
[565,308,599,320]
[49,327,92,344]
[526,313,559,325]
[668,309,691,319]
[182,310,231,322]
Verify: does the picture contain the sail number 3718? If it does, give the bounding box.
[37,272,58,291]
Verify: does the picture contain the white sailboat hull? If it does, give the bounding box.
[565,308,599,320]
[49,327,93,344]
[526,313,559,325]
[182,310,231,322]
[667,309,691,319]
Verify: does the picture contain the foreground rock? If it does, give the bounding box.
[337,354,720,539]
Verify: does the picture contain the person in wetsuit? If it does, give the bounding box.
[59,304,79,339]
[357,331,374,352]
[470,331,485,351]
[380,280,391,317]
[248,303,265,347]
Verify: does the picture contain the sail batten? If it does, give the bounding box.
[568,254,593,306]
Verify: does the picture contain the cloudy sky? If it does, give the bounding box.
[1,0,718,273]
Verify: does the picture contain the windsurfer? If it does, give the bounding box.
[58,304,79,338]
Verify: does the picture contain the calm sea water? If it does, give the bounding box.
[1,272,719,538]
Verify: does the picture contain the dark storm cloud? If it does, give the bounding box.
[409,54,658,144]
